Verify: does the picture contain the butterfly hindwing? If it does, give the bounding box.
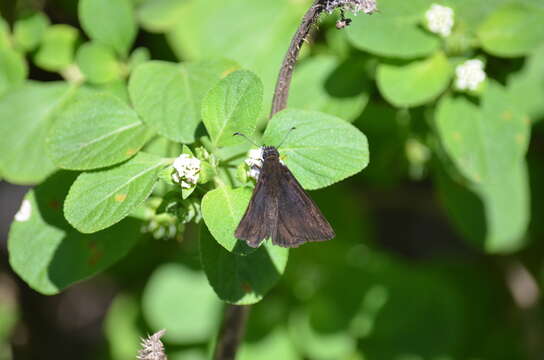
[272,162,335,247]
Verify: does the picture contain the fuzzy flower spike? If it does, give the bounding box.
[172,153,201,189]
[137,329,167,360]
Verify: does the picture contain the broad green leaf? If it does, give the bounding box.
[0,17,10,49]
[8,172,142,295]
[127,47,150,72]
[167,0,307,113]
[64,152,168,233]
[435,82,530,252]
[104,295,141,360]
[46,92,149,170]
[507,45,544,120]
[34,24,78,71]
[0,81,73,184]
[346,0,440,59]
[202,70,262,147]
[129,59,238,143]
[79,0,137,56]
[477,3,544,58]
[76,42,122,84]
[137,0,188,32]
[0,47,27,97]
[377,52,452,107]
[289,55,370,122]
[201,186,255,255]
[13,12,50,52]
[200,225,288,305]
[142,263,221,344]
[261,110,369,190]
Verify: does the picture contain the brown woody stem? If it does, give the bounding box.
[270,0,327,117]
[213,305,251,360]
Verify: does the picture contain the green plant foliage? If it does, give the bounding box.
[8,172,142,294]
[377,52,452,107]
[0,47,27,97]
[0,81,73,184]
[200,226,288,305]
[435,82,530,252]
[64,152,168,233]
[201,186,254,255]
[76,42,123,84]
[202,70,263,147]
[34,24,79,71]
[137,0,188,33]
[129,59,238,143]
[13,12,50,52]
[289,55,370,121]
[46,92,150,170]
[262,110,369,190]
[142,263,221,344]
[477,2,544,58]
[166,0,307,110]
[346,0,440,58]
[79,0,137,57]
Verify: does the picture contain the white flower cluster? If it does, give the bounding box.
[172,153,201,189]
[455,59,486,91]
[245,148,264,180]
[325,0,378,15]
[425,4,454,37]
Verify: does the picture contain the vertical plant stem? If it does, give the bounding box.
[213,305,251,360]
[270,0,327,117]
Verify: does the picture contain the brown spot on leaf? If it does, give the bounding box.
[48,200,61,210]
[501,111,513,120]
[241,282,253,293]
[452,132,462,142]
[126,148,137,156]
[516,134,525,145]
[115,194,127,202]
[221,67,238,78]
[87,242,104,266]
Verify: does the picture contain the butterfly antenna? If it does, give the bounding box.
[233,132,260,147]
[276,127,296,148]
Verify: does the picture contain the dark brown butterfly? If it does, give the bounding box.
[234,135,335,248]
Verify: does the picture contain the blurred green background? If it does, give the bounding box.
[1,0,544,359]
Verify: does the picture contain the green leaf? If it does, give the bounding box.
[507,45,544,120]
[202,70,262,147]
[200,225,288,305]
[76,42,122,84]
[137,0,188,32]
[289,55,370,122]
[0,17,10,49]
[167,0,307,113]
[8,171,142,295]
[79,0,137,56]
[104,295,141,360]
[261,110,369,190]
[0,47,27,97]
[142,263,221,344]
[0,81,73,184]
[435,82,530,253]
[201,186,256,255]
[376,52,452,107]
[129,59,238,143]
[64,152,168,233]
[34,24,79,71]
[346,0,440,59]
[46,92,149,170]
[13,12,50,52]
[477,3,544,58]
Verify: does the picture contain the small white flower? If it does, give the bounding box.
[455,59,486,91]
[15,199,31,222]
[137,329,167,360]
[245,148,264,180]
[425,4,454,37]
[172,153,201,189]
[325,0,378,15]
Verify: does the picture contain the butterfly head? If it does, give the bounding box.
[262,146,279,159]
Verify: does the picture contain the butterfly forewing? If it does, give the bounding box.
[235,147,334,248]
